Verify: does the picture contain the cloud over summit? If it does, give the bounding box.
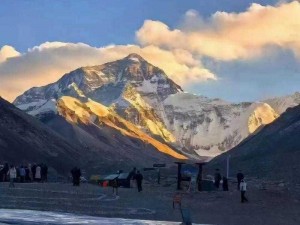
[137,1,300,60]
[0,43,215,101]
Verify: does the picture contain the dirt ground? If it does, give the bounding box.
[0,180,299,225]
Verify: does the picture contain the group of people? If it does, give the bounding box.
[128,167,144,192]
[111,168,144,196]
[0,163,48,187]
[214,169,248,203]
[214,169,229,191]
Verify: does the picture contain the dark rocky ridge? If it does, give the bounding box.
[0,97,81,175]
[0,97,180,176]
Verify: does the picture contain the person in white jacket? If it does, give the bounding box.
[8,165,17,188]
[240,179,248,203]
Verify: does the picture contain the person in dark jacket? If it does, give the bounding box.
[19,166,26,183]
[237,170,244,190]
[222,176,229,191]
[31,164,37,182]
[128,167,137,188]
[2,163,9,182]
[112,177,119,195]
[214,169,221,189]
[0,166,3,182]
[41,164,48,182]
[71,167,81,186]
[25,166,30,182]
[135,171,143,192]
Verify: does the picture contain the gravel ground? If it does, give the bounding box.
[0,181,299,225]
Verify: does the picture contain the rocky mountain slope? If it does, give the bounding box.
[56,96,185,160]
[0,96,185,176]
[0,97,81,175]
[208,104,300,184]
[14,54,279,158]
[265,92,300,114]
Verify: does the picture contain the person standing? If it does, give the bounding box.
[222,176,229,191]
[28,164,33,182]
[8,165,16,188]
[31,164,37,182]
[237,170,244,190]
[112,177,119,196]
[25,165,30,182]
[135,171,143,192]
[71,167,81,186]
[44,164,48,182]
[35,165,41,182]
[240,179,248,203]
[71,167,77,186]
[19,166,26,183]
[41,164,48,182]
[2,163,9,182]
[0,165,3,182]
[128,167,136,188]
[214,169,221,189]
[75,167,81,186]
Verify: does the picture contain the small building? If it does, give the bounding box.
[89,175,102,185]
[101,173,131,188]
[117,173,131,188]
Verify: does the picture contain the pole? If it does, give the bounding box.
[157,168,160,184]
[175,162,184,190]
[226,155,231,178]
[196,163,205,191]
[177,163,182,190]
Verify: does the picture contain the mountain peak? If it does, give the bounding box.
[124,53,146,62]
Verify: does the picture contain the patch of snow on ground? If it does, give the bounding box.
[0,209,207,225]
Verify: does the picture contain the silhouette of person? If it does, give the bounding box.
[135,171,143,192]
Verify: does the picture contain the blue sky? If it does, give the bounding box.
[0,0,278,51]
[0,0,299,102]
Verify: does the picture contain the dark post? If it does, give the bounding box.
[153,164,165,185]
[196,162,206,191]
[175,162,185,190]
[157,168,160,184]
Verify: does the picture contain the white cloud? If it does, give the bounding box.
[1,1,300,102]
[0,42,216,101]
[0,45,21,63]
[137,1,300,60]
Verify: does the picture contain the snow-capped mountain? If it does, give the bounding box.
[265,92,300,114]
[14,53,279,159]
[163,93,278,157]
[14,53,180,143]
[208,102,300,184]
[14,53,181,105]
